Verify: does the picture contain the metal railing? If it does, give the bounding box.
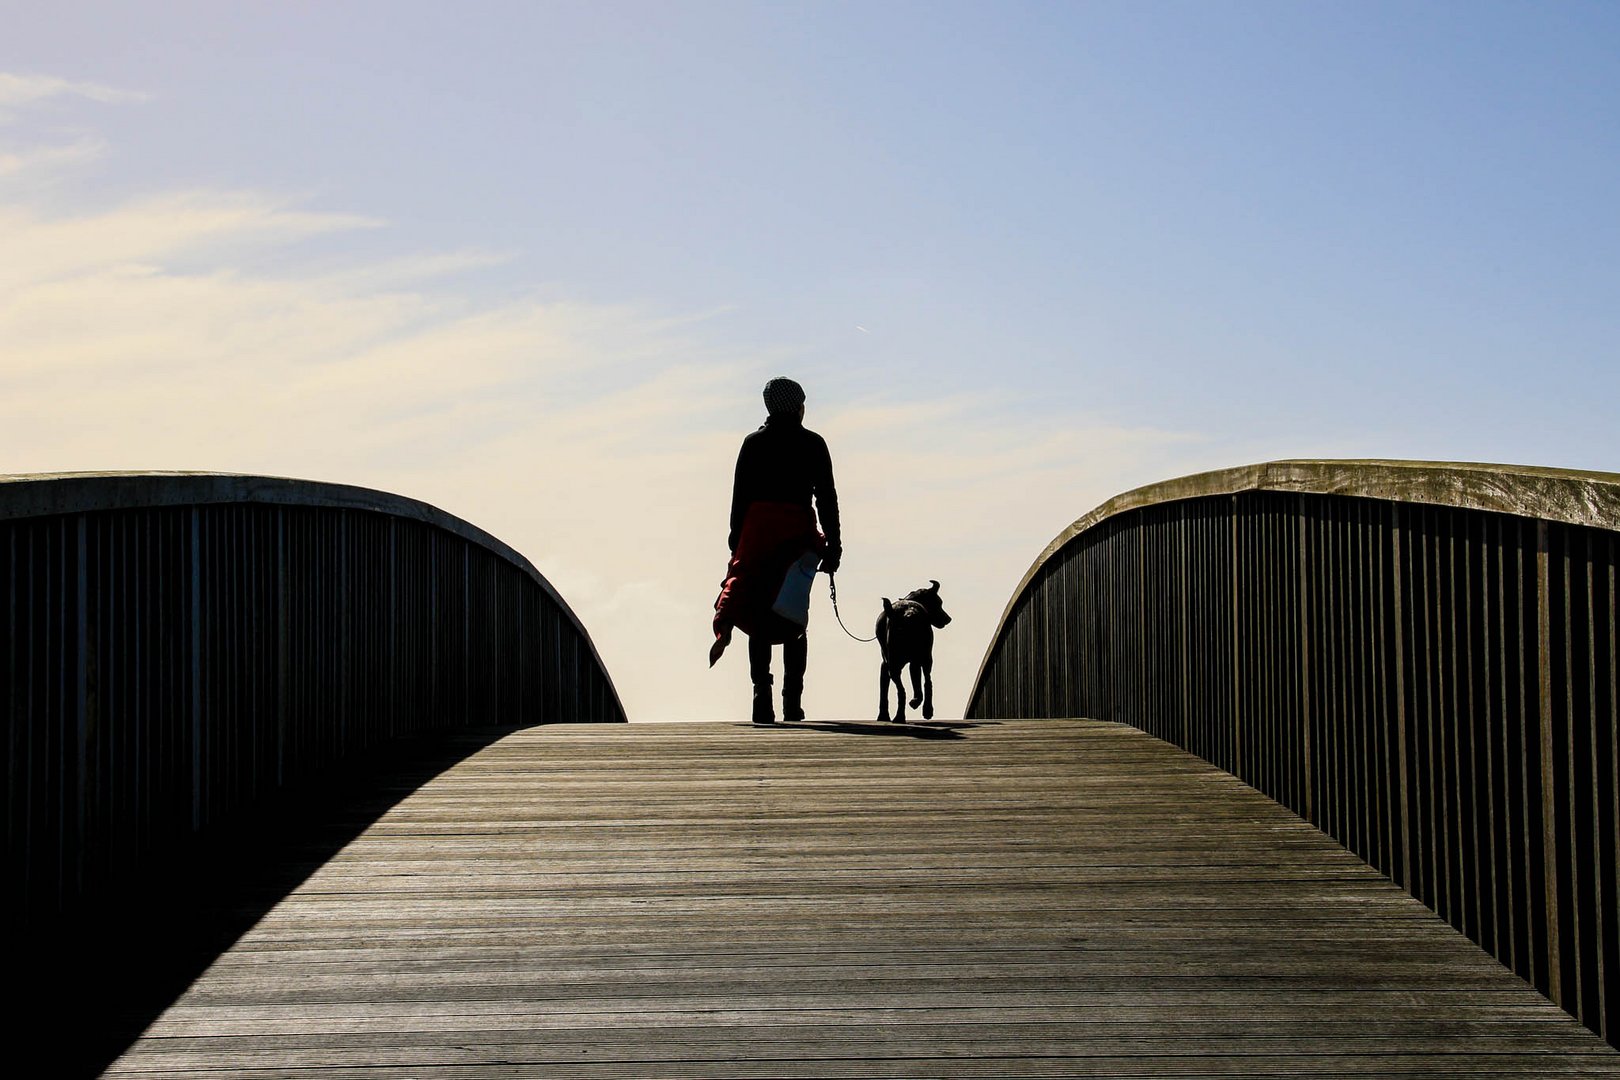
[968,460,1620,1047]
[3,472,625,916]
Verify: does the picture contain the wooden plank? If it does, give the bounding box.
[105,720,1620,1077]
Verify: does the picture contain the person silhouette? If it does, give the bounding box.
[710,377,842,724]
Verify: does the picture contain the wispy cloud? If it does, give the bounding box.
[0,192,381,292]
[0,72,143,181]
[0,135,107,177]
[0,72,150,114]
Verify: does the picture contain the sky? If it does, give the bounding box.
[3,1,1618,721]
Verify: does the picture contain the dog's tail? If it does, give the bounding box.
[882,597,893,614]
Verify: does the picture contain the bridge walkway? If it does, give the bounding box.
[106,719,1620,1077]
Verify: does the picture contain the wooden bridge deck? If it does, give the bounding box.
[105,719,1620,1077]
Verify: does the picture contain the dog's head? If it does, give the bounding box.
[900,580,952,629]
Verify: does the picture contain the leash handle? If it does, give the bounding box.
[827,572,878,643]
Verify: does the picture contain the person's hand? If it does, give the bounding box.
[822,549,841,574]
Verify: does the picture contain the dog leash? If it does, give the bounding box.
[827,573,878,642]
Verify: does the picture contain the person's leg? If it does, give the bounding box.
[781,633,807,721]
[748,634,775,724]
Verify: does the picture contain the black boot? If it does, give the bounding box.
[748,637,775,725]
[781,634,807,721]
[751,674,775,725]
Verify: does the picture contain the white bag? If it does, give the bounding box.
[771,549,821,627]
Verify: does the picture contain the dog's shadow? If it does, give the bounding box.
[765,719,983,740]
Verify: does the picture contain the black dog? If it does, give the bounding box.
[876,580,952,723]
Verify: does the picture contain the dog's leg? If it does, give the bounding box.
[922,657,934,720]
[908,662,923,709]
[891,663,908,723]
[877,661,891,722]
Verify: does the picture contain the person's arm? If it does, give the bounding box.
[728,440,749,553]
[814,435,841,572]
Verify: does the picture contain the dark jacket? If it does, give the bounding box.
[728,415,841,561]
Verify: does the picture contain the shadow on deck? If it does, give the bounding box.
[21,728,520,1078]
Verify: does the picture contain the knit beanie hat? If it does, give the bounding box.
[762,377,806,417]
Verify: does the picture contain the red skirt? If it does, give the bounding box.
[713,501,824,645]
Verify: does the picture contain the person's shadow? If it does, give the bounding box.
[754,719,985,740]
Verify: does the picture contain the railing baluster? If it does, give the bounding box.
[3,473,624,921]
